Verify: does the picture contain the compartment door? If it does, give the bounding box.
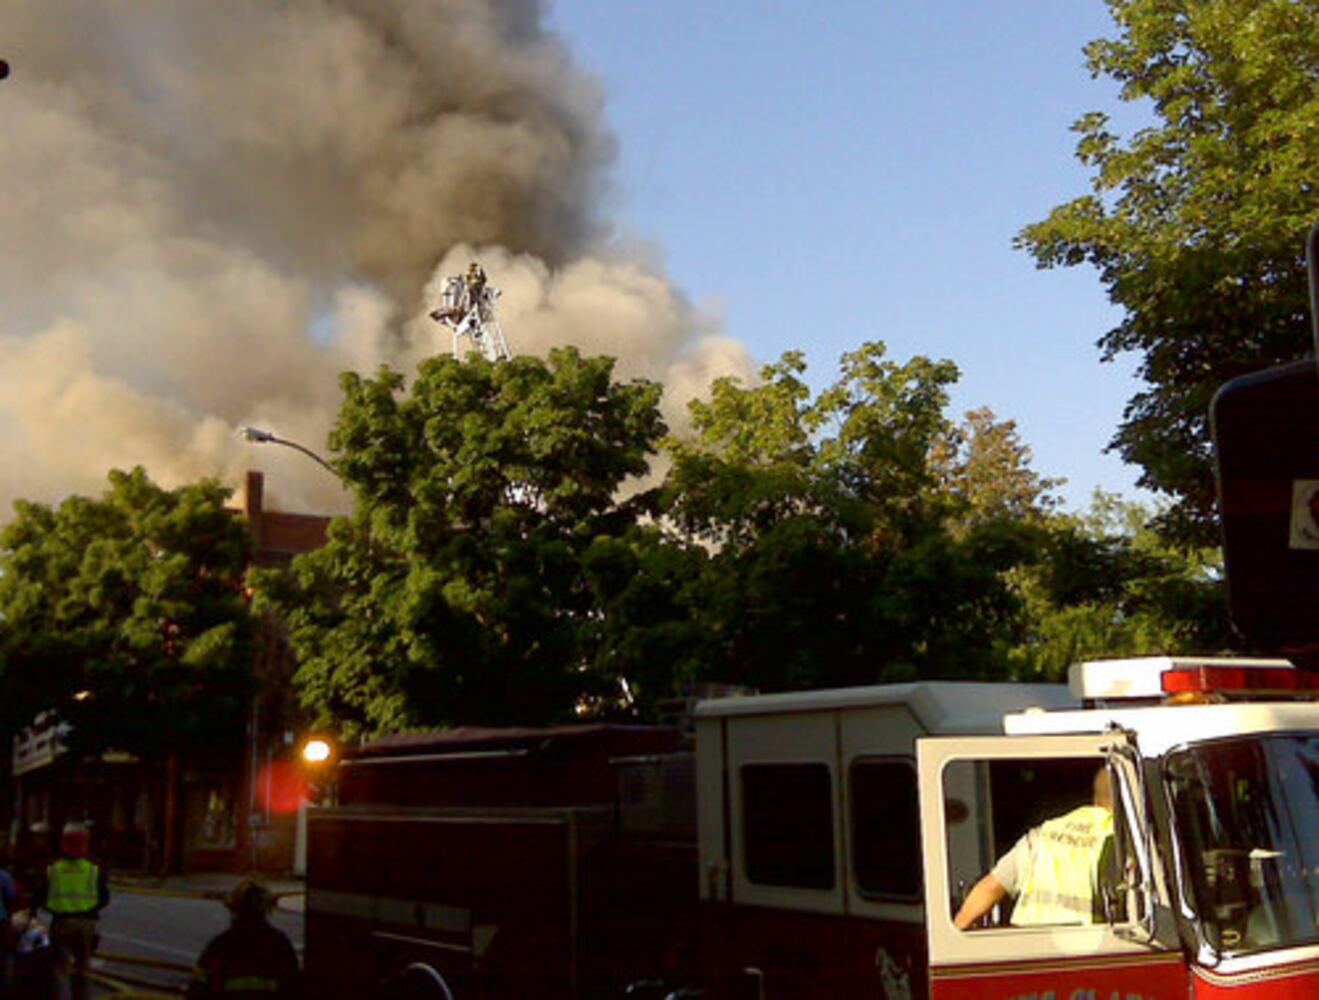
[726,710,842,915]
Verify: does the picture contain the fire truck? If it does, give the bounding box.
[301,658,1318,999]
[303,227,1319,997]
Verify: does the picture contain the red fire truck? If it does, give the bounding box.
[303,723,700,998]
[302,658,1319,999]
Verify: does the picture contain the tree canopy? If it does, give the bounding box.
[0,467,255,758]
[1018,0,1319,543]
[1005,491,1230,679]
[252,348,668,739]
[251,342,1231,739]
[661,345,1045,691]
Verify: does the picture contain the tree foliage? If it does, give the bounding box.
[1018,0,1319,543]
[1006,491,1232,679]
[0,468,255,757]
[255,342,1231,738]
[660,344,1047,691]
[251,348,667,739]
[932,407,1065,536]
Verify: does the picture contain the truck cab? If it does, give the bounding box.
[694,657,1319,999]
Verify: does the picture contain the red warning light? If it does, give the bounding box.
[1161,664,1318,696]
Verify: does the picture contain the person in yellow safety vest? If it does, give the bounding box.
[186,880,300,999]
[954,767,1114,929]
[40,822,109,1000]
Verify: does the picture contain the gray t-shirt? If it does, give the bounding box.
[991,830,1036,895]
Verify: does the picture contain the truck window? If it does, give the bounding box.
[850,758,920,899]
[943,756,1113,929]
[1165,734,1319,955]
[741,763,835,890]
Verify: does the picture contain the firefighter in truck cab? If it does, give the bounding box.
[954,765,1115,929]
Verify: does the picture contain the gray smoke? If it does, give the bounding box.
[0,0,750,513]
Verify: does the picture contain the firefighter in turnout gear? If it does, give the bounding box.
[186,880,300,999]
[954,767,1114,929]
[40,823,108,1000]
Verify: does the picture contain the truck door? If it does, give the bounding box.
[917,733,1188,1000]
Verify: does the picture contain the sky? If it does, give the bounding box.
[0,1,1154,517]
[544,0,1154,510]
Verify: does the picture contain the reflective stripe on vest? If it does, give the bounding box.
[223,975,279,993]
[46,859,99,915]
[1012,804,1113,926]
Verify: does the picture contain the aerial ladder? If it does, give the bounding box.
[428,261,512,363]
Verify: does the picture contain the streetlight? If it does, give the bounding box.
[300,737,334,766]
[237,426,338,477]
[299,735,338,806]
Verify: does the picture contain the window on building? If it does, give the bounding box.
[851,758,920,899]
[741,763,835,890]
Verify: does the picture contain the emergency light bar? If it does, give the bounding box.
[1070,656,1300,702]
[1160,663,1319,695]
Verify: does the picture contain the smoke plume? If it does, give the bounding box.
[0,0,750,514]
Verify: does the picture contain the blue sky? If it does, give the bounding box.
[546,1,1154,510]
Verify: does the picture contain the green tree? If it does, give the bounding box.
[932,406,1065,536]
[0,467,255,760]
[661,344,1038,691]
[1007,491,1231,679]
[252,348,668,739]
[580,528,712,718]
[663,352,825,549]
[1019,0,1319,543]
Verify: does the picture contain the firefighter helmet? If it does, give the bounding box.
[60,822,89,859]
[226,880,274,919]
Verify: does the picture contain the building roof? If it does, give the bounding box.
[238,470,329,563]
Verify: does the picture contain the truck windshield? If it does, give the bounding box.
[1165,734,1318,954]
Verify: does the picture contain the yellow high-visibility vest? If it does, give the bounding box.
[45,858,100,915]
[1012,804,1113,926]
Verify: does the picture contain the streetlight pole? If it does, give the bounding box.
[236,425,339,871]
[237,426,338,478]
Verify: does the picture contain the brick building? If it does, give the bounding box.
[10,470,329,873]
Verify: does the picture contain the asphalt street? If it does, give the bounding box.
[90,880,304,996]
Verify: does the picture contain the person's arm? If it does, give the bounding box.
[954,830,1034,930]
[186,939,220,1000]
[36,863,51,913]
[954,872,1008,929]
